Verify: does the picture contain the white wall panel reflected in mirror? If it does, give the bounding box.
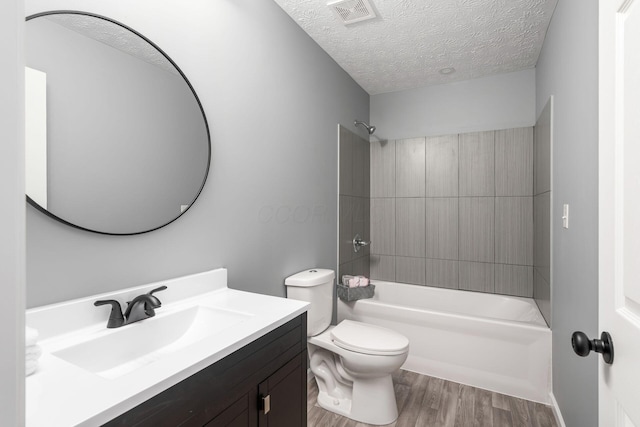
[25,66,48,210]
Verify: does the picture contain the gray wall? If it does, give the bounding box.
[370,69,535,141]
[369,128,535,298]
[26,17,208,234]
[535,0,599,425]
[26,0,369,307]
[338,125,370,282]
[0,0,25,423]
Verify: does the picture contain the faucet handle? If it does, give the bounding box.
[149,286,167,296]
[147,286,167,307]
[94,299,125,328]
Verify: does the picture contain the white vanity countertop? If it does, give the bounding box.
[25,269,308,427]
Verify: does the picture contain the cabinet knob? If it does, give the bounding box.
[261,394,271,415]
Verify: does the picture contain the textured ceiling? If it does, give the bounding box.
[45,14,179,76]
[272,0,558,94]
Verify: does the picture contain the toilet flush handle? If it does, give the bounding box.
[353,234,371,253]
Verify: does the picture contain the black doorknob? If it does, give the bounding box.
[571,331,614,365]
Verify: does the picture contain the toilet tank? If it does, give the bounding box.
[285,269,335,337]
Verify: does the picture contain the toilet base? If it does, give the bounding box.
[307,324,407,425]
[316,390,352,418]
[314,373,399,425]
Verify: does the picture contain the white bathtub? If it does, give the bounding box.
[337,280,551,404]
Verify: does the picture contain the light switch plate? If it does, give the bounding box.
[562,204,569,229]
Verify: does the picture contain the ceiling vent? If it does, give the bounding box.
[328,0,377,25]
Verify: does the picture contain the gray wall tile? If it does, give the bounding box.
[425,134,458,197]
[339,195,353,265]
[495,127,533,196]
[352,196,370,257]
[396,138,426,197]
[363,256,371,279]
[370,198,395,255]
[534,192,551,283]
[495,197,533,265]
[340,127,371,274]
[534,267,551,326]
[459,197,494,262]
[395,256,426,285]
[352,255,371,278]
[352,196,368,234]
[533,100,551,326]
[396,198,426,257]
[339,261,357,285]
[371,140,395,197]
[495,264,533,297]
[425,198,458,260]
[370,255,395,281]
[459,131,495,196]
[364,199,371,258]
[459,261,494,293]
[353,133,371,198]
[425,259,458,289]
[339,125,354,196]
[367,127,536,299]
[534,99,552,195]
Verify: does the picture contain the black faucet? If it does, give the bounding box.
[94,286,167,328]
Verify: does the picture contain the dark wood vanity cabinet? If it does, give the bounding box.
[104,314,307,427]
[256,352,306,427]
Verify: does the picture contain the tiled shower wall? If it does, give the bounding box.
[533,99,552,325]
[338,125,370,282]
[370,128,535,297]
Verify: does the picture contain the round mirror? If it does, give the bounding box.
[25,11,210,235]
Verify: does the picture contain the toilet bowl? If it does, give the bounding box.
[285,269,409,425]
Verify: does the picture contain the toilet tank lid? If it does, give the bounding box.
[285,269,335,287]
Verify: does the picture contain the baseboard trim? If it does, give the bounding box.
[549,392,566,427]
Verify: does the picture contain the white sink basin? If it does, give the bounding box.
[53,305,251,379]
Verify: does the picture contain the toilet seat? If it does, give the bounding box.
[330,320,409,356]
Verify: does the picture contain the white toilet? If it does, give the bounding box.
[285,269,409,425]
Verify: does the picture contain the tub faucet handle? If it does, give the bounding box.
[353,234,371,253]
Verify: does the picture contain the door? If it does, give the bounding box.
[599,0,640,425]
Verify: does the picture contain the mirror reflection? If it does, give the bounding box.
[25,12,210,235]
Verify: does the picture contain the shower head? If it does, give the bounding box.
[354,120,376,135]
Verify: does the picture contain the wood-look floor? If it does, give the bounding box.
[307,370,557,427]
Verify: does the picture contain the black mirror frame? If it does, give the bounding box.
[25,10,211,236]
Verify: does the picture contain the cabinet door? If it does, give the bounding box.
[258,352,307,427]
[205,394,255,427]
